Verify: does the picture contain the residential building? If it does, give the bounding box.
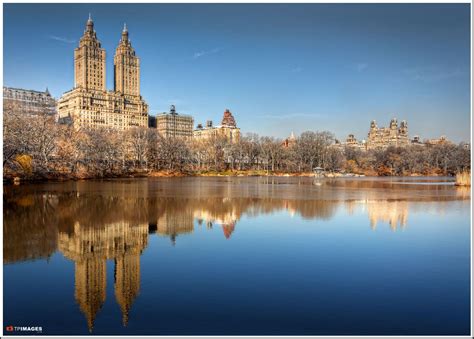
[194,109,241,144]
[57,16,148,130]
[366,118,409,150]
[3,86,56,117]
[155,105,194,139]
[424,135,453,146]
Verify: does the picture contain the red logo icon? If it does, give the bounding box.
[6,325,14,331]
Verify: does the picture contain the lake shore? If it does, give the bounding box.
[3,169,451,184]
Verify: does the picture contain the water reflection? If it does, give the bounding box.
[58,221,148,331]
[343,200,409,231]
[3,177,469,332]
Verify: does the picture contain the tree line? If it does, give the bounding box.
[3,103,470,180]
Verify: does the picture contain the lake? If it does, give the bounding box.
[3,176,471,335]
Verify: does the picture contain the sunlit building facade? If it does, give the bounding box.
[194,109,241,144]
[58,16,148,130]
[366,118,409,150]
[3,86,57,116]
[155,105,194,139]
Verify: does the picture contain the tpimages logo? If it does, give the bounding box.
[5,325,42,333]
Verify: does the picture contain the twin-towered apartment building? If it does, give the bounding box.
[54,15,241,143]
[58,15,149,130]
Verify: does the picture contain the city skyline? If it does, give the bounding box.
[4,3,471,142]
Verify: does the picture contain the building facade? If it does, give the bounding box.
[58,16,148,130]
[424,135,452,146]
[155,105,194,139]
[366,118,409,150]
[194,109,241,144]
[3,86,57,116]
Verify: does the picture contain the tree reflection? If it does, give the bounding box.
[3,178,469,331]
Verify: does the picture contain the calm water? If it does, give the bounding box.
[3,177,471,335]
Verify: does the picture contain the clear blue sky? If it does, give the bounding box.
[3,3,471,142]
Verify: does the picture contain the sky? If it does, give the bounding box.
[3,3,471,142]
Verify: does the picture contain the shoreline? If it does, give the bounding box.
[3,170,454,185]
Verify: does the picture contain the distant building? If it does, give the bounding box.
[345,134,357,146]
[366,118,409,150]
[57,16,148,130]
[194,109,241,144]
[333,134,366,151]
[336,120,460,152]
[411,135,424,146]
[282,132,297,148]
[3,86,56,116]
[424,135,452,146]
[156,105,194,139]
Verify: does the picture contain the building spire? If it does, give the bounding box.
[121,22,129,42]
[86,13,94,32]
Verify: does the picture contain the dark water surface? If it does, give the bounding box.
[3,177,470,335]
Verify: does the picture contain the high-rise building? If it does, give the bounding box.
[194,109,241,144]
[3,86,57,116]
[58,16,148,130]
[155,105,194,139]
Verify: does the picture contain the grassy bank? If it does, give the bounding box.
[455,171,471,186]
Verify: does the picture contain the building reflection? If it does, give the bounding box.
[3,178,470,332]
[194,204,239,239]
[156,210,194,245]
[345,200,409,231]
[58,221,148,332]
[367,200,408,231]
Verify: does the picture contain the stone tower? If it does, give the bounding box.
[370,120,377,131]
[114,23,140,96]
[74,14,106,91]
[399,120,408,136]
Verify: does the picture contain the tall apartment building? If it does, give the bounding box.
[3,86,57,116]
[58,16,148,130]
[155,105,194,139]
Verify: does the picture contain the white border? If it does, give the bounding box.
[0,1,472,338]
